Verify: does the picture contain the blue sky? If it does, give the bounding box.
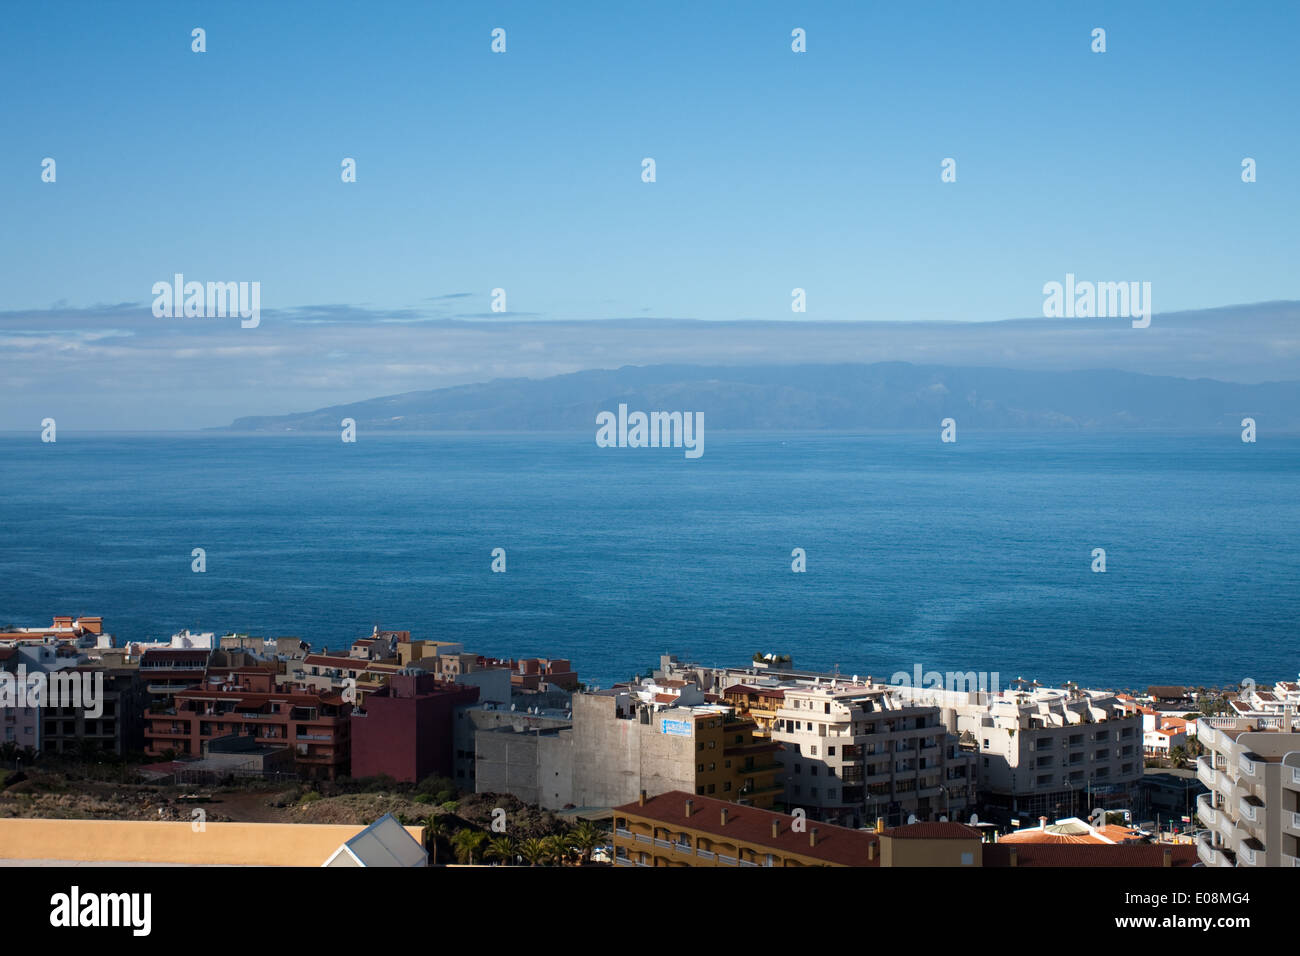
[1,1,1297,426]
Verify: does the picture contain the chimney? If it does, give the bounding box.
[868,841,876,861]
[1039,815,1048,829]
[874,818,884,834]
[684,799,693,819]
[1009,846,1018,867]
[1162,847,1172,868]
[638,789,646,807]
[810,827,819,848]
[771,819,780,839]
[720,807,729,826]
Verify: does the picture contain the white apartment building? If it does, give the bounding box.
[1195,710,1300,868]
[889,683,1142,821]
[769,682,975,828]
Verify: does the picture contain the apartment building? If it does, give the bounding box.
[0,615,107,647]
[0,647,42,752]
[40,663,147,757]
[350,671,479,782]
[139,647,214,709]
[890,682,1142,821]
[144,667,352,779]
[1195,711,1300,868]
[613,790,1197,868]
[770,682,976,828]
[292,653,401,703]
[613,790,990,867]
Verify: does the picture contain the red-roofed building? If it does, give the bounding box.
[144,668,352,779]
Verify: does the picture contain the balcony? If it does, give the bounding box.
[1196,831,1233,868]
[1238,794,1264,824]
[1216,808,1235,841]
[1234,833,1265,866]
[1239,755,1259,780]
[1281,853,1300,868]
[1286,812,1300,838]
[1196,756,1216,789]
[1196,792,1217,828]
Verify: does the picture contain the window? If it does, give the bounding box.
[794,764,801,774]
[708,740,716,749]
[707,784,716,794]
[698,764,704,772]
[724,782,731,792]
[708,762,715,771]
[724,759,731,769]
[810,746,818,756]
[811,766,818,776]
[828,746,836,756]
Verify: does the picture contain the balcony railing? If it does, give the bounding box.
[1196,792,1217,827]
[1196,756,1216,789]
[1238,795,1262,823]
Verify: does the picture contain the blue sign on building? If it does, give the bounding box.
[660,718,693,737]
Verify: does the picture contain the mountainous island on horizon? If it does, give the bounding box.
[215,362,1300,433]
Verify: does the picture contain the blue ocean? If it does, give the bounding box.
[1,432,1295,691]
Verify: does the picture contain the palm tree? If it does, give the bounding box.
[518,837,550,866]
[451,829,488,865]
[568,821,606,865]
[425,814,454,865]
[1169,745,1188,769]
[486,835,517,866]
[542,833,570,866]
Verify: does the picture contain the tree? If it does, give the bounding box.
[568,822,606,865]
[486,835,517,866]
[451,829,488,865]
[425,814,455,865]
[542,834,569,866]
[1169,745,1188,769]
[518,837,550,867]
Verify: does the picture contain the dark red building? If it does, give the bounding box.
[350,672,478,783]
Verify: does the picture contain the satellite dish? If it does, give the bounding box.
[939,815,948,823]
[907,814,917,825]
[970,814,979,825]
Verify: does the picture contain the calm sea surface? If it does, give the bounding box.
[1,432,1295,690]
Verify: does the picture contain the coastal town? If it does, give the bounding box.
[0,614,1296,869]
